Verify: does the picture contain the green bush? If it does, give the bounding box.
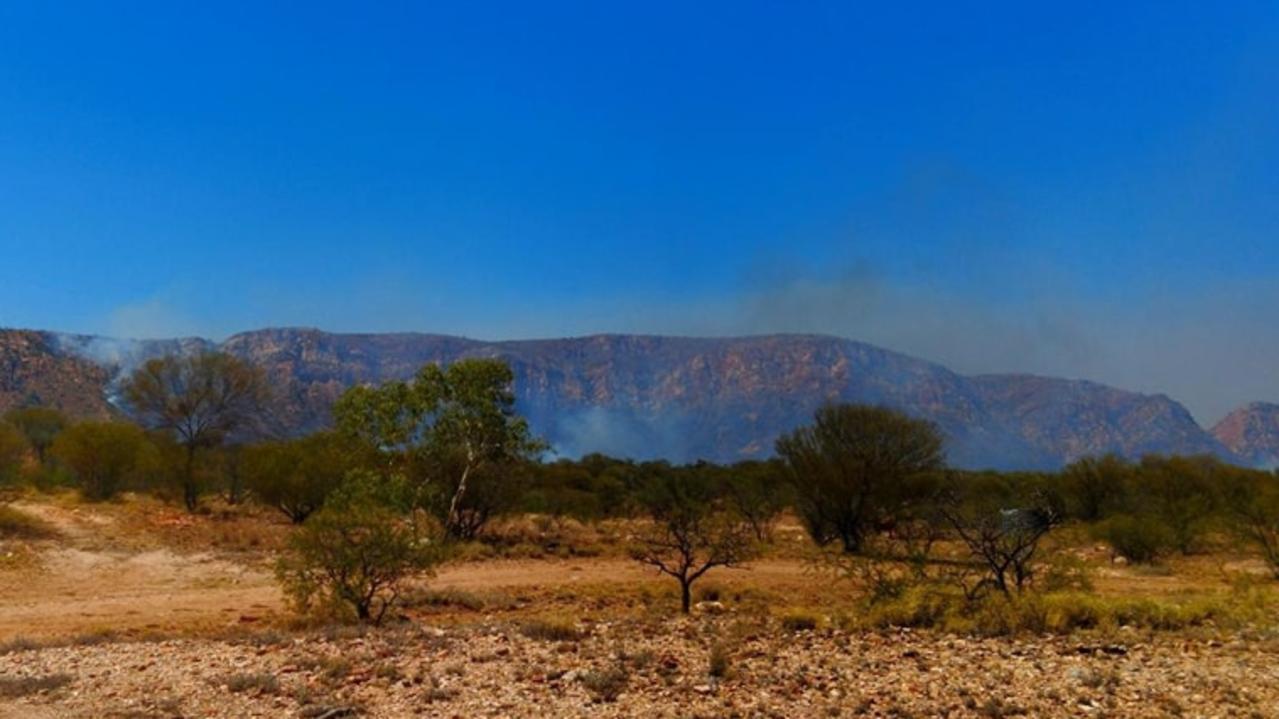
[275,481,445,624]
[1094,514,1174,563]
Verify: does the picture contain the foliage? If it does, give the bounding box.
[630,468,756,613]
[1093,513,1174,564]
[243,432,366,523]
[1060,454,1129,521]
[50,421,156,500]
[1223,471,1279,579]
[333,358,544,539]
[275,479,445,624]
[0,422,29,496]
[939,485,1062,597]
[2,407,66,466]
[716,459,789,542]
[123,353,269,511]
[776,403,944,553]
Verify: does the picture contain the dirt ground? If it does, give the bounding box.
[3,497,1279,718]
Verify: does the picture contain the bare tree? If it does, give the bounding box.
[123,353,268,511]
[940,488,1061,597]
[631,470,756,613]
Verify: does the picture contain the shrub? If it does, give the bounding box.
[580,666,628,703]
[276,481,445,624]
[708,641,733,679]
[243,433,364,523]
[50,421,156,500]
[220,672,280,695]
[0,505,56,540]
[1095,514,1174,563]
[520,617,582,642]
[0,422,30,493]
[0,673,72,698]
[779,611,820,632]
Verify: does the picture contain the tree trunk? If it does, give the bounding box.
[445,461,472,538]
[680,579,692,614]
[183,445,199,512]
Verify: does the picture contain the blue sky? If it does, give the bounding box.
[1,2,1278,421]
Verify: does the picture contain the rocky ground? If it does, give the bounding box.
[2,618,1278,718]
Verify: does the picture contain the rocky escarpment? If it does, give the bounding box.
[0,327,1250,469]
[1212,402,1279,469]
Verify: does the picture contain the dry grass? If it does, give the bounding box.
[0,504,57,540]
[520,616,583,642]
[0,673,72,698]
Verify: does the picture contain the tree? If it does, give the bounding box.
[776,404,944,553]
[333,358,543,538]
[243,432,365,523]
[3,407,66,466]
[275,478,444,624]
[1131,456,1217,555]
[718,460,789,542]
[631,469,756,614]
[0,422,29,499]
[1223,469,1279,579]
[939,485,1062,597]
[122,353,268,511]
[1061,454,1129,522]
[50,421,154,500]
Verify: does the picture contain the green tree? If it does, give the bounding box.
[0,422,30,497]
[1061,454,1129,522]
[3,407,67,466]
[122,353,269,511]
[275,478,444,624]
[631,468,755,613]
[1222,468,1279,578]
[333,358,543,538]
[50,421,154,500]
[243,432,365,523]
[776,404,944,553]
[718,459,790,542]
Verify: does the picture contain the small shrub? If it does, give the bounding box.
[520,617,582,642]
[0,636,46,655]
[780,611,820,632]
[276,481,445,624]
[0,673,72,698]
[0,505,56,540]
[580,666,628,703]
[708,642,733,679]
[221,672,280,695]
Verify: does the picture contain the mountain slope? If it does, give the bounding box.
[0,327,1245,469]
[1212,403,1279,469]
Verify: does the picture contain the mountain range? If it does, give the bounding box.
[1,327,1276,470]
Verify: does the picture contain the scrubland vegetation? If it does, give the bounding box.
[3,353,1279,715]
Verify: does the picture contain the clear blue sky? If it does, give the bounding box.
[1,2,1277,420]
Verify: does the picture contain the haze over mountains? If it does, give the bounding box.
[1,327,1275,470]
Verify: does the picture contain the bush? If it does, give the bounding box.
[243,433,364,523]
[779,611,820,632]
[0,422,30,494]
[50,421,156,500]
[580,666,628,703]
[0,505,56,540]
[0,673,72,698]
[220,672,280,695]
[276,481,445,624]
[1095,514,1174,563]
[520,617,582,642]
